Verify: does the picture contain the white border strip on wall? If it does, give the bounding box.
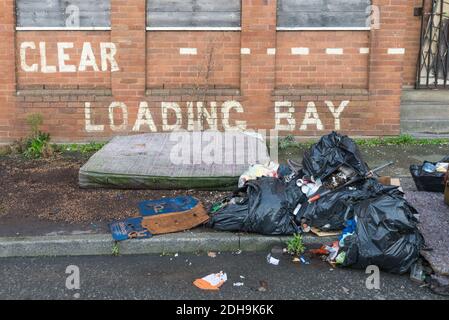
[277,27,371,31]
[360,47,370,54]
[388,48,406,55]
[16,27,111,31]
[291,47,309,55]
[326,48,344,55]
[180,48,198,55]
[146,27,241,31]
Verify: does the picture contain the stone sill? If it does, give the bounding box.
[401,88,449,103]
[272,88,369,96]
[16,89,112,97]
[146,87,241,97]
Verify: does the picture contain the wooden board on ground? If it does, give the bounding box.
[310,227,341,237]
[79,132,271,190]
[142,202,209,235]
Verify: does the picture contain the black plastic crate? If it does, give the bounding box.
[410,162,446,193]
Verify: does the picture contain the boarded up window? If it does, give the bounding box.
[147,0,241,29]
[16,0,110,29]
[277,0,371,29]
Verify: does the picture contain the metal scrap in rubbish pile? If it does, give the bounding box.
[208,131,424,277]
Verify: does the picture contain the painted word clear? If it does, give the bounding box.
[20,42,119,73]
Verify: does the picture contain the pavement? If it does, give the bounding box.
[0,252,446,300]
[0,176,418,258]
[1,144,448,300]
[0,142,445,258]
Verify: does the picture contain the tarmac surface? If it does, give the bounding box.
[406,191,449,276]
[0,252,446,300]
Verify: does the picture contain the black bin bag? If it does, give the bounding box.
[208,177,304,235]
[296,178,399,231]
[302,131,369,180]
[341,193,424,274]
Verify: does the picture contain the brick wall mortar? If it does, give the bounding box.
[0,0,416,142]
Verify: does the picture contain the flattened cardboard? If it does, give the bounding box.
[140,196,209,235]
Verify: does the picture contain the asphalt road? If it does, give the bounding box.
[0,252,446,300]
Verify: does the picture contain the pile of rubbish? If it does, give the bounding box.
[410,157,449,193]
[209,132,424,275]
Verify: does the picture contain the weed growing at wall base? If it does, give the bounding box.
[55,142,106,155]
[278,134,449,150]
[22,113,53,159]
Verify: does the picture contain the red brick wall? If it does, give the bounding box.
[402,0,424,88]
[0,0,415,143]
[276,31,370,89]
[16,32,112,90]
[0,0,15,143]
[147,32,241,89]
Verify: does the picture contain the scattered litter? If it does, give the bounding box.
[233,282,244,287]
[193,272,228,291]
[299,255,310,265]
[258,280,268,292]
[109,217,152,241]
[410,261,426,284]
[292,257,300,263]
[342,287,350,294]
[238,161,280,188]
[436,162,449,173]
[300,222,311,233]
[233,249,242,255]
[207,252,217,258]
[309,246,330,256]
[297,178,321,197]
[335,252,346,265]
[328,244,339,261]
[266,254,280,266]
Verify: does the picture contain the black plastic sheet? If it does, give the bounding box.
[302,131,369,180]
[342,193,424,274]
[208,177,304,235]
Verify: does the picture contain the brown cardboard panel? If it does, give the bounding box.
[142,203,209,235]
